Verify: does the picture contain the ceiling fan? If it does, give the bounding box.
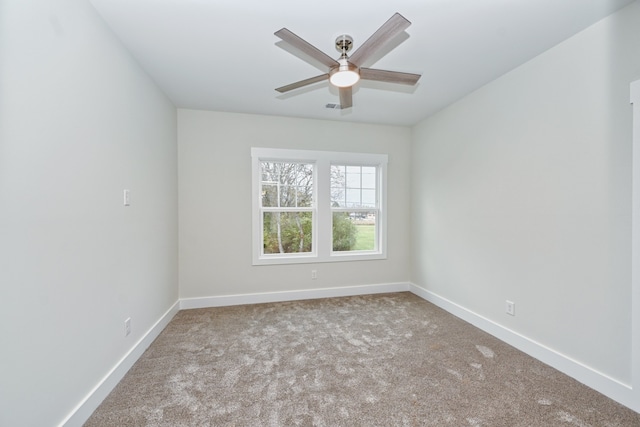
[274,12,421,109]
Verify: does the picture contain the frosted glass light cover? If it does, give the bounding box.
[329,70,360,87]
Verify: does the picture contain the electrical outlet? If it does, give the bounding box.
[125,317,131,336]
[123,189,130,206]
[505,300,515,316]
[311,270,317,280]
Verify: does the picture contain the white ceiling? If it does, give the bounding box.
[90,0,634,127]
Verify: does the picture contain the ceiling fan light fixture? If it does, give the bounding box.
[274,13,421,108]
[329,59,360,88]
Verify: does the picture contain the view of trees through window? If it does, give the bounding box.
[260,162,377,254]
[261,162,313,254]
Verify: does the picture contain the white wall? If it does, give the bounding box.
[178,110,411,299]
[0,0,178,425]
[411,0,640,387]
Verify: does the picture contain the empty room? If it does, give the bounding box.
[2,0,640,425]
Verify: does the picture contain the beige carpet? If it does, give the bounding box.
[85,292,640,426]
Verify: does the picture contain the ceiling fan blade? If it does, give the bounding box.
[360,68,421,85]
[275,28,339,69]
[275,74,329,93]
[339,87,353,109]
[348,13,411,67]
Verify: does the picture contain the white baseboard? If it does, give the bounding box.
[60,301,180,427]
[409,283,638,413]
[61,282,638,426]
[61,283,408,426]
[180,282,411,310]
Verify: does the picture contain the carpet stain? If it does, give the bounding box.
[447,368,463,380]
[558,410,590,426]
[470,362,486,380]
[365,394,379,403]
[265,379,278,401]
[467,416,484,426]
[475,344,495,359]
[222,368,240,387]
[348,337,366,347]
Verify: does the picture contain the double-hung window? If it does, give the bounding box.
[330,165,379,253]
[260,161,315,256]
[252,148,387,265]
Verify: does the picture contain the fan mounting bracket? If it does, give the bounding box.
[335,35,354,54]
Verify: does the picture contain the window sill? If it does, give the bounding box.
[253,252,387,266]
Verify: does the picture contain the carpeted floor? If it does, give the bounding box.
[85,292,640,426]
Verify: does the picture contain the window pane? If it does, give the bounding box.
[346,189,360,207]
[346,172,360,188]
[261,184,278,207]
[331,165,346,185]
[279,185,296,207]
[278,164,289,184]
[362,168,376,188]
[332,211,376,252]
[331,187,345,207]
[296,164,314,186]
[263,212,313,254]
[330,165,346,207]
[361,189,376,208]
[296,187,312,207]
[261,162,278,182]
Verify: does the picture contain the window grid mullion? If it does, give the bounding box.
[261,207,314,212]
[315,158,331,258]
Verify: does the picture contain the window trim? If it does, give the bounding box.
[252,147,387,265]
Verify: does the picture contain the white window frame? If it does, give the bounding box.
[329,164,381,256]
[252,147,388,265]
